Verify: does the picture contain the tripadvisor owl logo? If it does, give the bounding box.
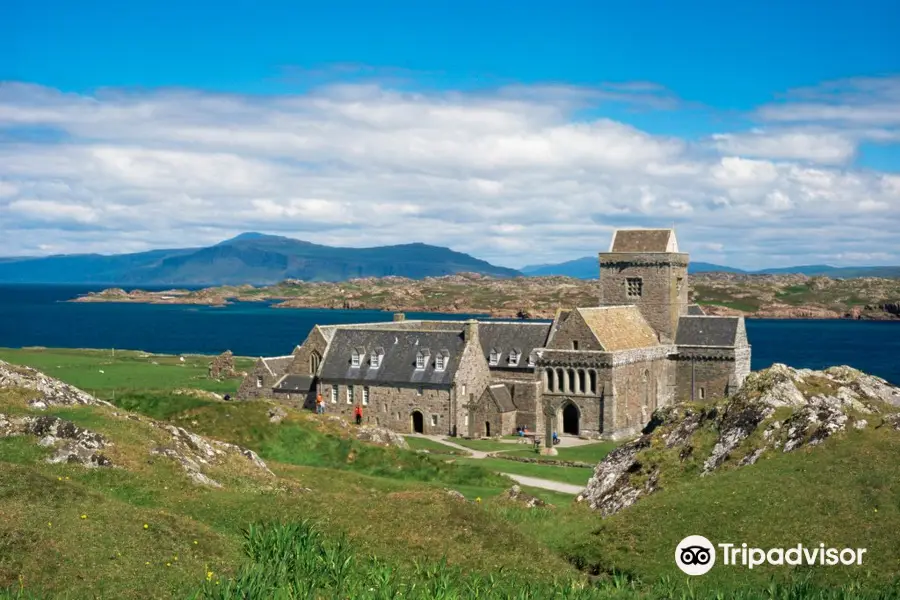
[675,535,716,576]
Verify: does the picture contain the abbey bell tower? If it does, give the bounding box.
[598,229,689,343]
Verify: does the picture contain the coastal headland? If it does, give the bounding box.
[71,272,900,320]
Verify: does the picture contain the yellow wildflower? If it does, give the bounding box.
[80,514,87,520]
[48,522,52,528]
[475,497,482,503]
[143,524,149,529]
[166,562,171,567]
[206,570,214,582]
[193,540,198,545]
[173,556,178,561]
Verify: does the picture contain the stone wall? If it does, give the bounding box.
[289,327,329,376]
[546,310,605,351]
[451,321,492,437]
[272,390,317,410]
[673,347,738,403]
[318,382,453,434]
[236,360,279,400]
[610,356,670,433]
[489,372,542,431]
[470,392,518,438]
[598,252,689,343]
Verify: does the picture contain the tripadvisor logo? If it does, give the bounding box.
[675,535,716,576]
[675,536,868,575]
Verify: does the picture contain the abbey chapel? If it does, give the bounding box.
[237,229,751,440]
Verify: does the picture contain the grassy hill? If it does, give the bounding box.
[2,348,900,598]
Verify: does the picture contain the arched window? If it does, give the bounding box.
[578,370,587,395]
[568,368,577,394]
[309,351,321,374]
[556,368,565,394]
[589,370,597,395]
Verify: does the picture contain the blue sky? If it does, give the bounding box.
[1,0,899,268]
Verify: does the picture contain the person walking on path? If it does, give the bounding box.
[354,404,363,425]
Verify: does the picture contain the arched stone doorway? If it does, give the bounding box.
[411,410,425,434]
[562,403,580,435]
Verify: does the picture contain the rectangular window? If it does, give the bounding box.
[371,352,381,368]
[256,376,263,388]
[351,351,360,368]
[417,386,423,396]
[626,277,643,298]
[460,384,467,398]
[331,386,338,403]
[416,355,425,369]
[699,386,706,400]
[431,415,438,426]
[572,341,579,350]
[435,354,445,370]
[362,386,369,406]
[347,385,353,404]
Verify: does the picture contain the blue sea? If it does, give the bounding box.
[0,284,897,385]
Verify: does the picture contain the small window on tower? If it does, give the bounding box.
[626,277,643,298]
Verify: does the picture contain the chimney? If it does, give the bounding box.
[393,312,405,322]
[463,319,479,345]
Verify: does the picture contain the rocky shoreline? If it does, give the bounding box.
[69,273,900,321]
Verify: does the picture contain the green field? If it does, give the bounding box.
[3,347,900,598]
[502,441,618,463]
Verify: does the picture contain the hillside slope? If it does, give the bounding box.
[0,234,520,285]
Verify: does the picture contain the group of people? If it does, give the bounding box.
[314,394,364,425]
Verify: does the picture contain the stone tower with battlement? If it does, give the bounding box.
[598,229,689,344]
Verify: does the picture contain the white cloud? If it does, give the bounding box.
[0,77,898,269]
[711,130,857,165]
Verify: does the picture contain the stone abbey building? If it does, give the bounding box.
[237,229,751,440]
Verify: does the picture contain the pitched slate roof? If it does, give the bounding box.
[576,306,660,351]
[273,375,314,393]
[478,322,551,370]
[675,316,742,347]
[609,229,678,253]
[318,328,466,387]
[487,384,515,412]
[687,304,706,316]
[261,356,294,376]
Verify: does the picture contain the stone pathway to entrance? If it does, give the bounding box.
[406,433,586,495]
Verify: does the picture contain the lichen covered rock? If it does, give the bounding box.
[355,426,409,449]
[0,413,112,468]
[0,360,112,410]
[580,364,900,517]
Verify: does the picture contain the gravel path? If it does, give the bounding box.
[500,474,584,495]
[406,434,586,494]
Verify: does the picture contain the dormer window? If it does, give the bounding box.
[508,349,520,366]
[351,347,363,368]
[416,348,431,370]
[435,349,450,371]
[370,347,384,369]
[528,352,537,367]
[489,348,500,366]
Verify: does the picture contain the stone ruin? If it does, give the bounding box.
[208,350,238,380]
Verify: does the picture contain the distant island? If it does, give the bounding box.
[5,231,899,286]
[71,272,900,320]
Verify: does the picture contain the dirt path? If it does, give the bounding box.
[500,474,584,495]
[406,434,585,494]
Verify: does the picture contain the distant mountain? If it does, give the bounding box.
[521,257,898,279]
[0,234,521,285]
[521,257,744,278]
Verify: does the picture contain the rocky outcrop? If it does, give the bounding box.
[0,413,112,467]
[579,364,900,517]
[356,426,409,449]
[150,423,274,487]
[504,485,551,508]
[1,360,274,487]
[267,405,287,424]
[0,360,112,410]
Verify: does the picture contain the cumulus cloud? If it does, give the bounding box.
[0,76,898,270]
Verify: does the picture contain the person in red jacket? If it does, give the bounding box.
[354,404,363,425]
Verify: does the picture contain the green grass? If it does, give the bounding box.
[0,347,252,394]
[405,436,470,455]
[442,457,591,488]
[448,438,521,453]
[503,441,618,464]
